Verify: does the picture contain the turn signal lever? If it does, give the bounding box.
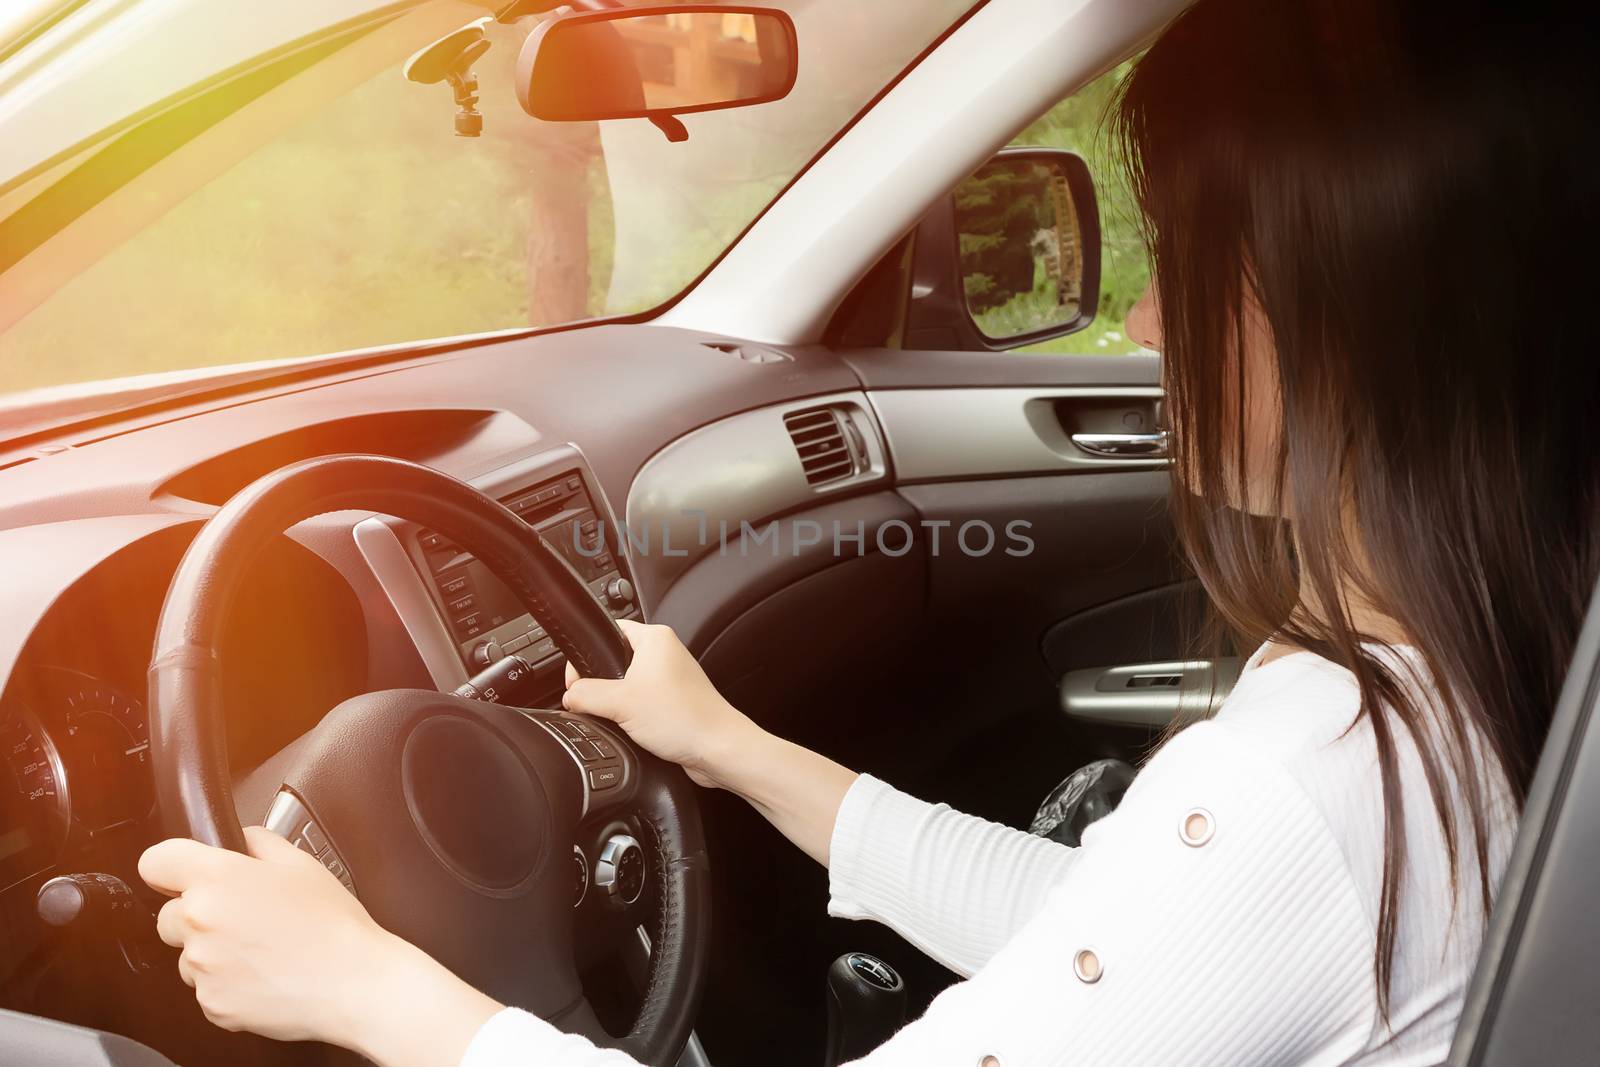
[37,873,156,976]
[824,952,906,1066]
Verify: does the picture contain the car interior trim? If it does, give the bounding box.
[867,386,1167,483]
[353,516,469,692]
[625,390,890,590]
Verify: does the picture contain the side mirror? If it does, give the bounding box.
[903,148,1101,351]
[516,5,798,139]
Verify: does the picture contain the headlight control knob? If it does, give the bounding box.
[594,833,645,907]
[604,577,634,607]
[37,873,137,928]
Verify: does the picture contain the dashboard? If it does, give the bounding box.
[0,320,891,1043]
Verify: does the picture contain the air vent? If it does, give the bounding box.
[784,407,859,486]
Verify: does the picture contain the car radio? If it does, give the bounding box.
[406,466,639,671]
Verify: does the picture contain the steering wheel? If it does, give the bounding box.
[145,454,710,1066]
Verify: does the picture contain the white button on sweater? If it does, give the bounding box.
[460,646,1516,1066]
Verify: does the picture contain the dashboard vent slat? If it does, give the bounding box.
[784,407,861,487]
[789,425,839,445]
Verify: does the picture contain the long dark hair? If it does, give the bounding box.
[1114,0,1599,1014]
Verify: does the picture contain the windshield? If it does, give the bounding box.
[0,1,974,401]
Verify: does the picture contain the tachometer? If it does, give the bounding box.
[0,702,69,888]
[48,671,152,831]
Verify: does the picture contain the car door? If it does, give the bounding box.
[1447,577,1600,1065]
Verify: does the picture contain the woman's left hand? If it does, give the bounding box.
[138,827,502,1064]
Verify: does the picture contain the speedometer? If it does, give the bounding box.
[46,670,152,831]
[0,702,69,889]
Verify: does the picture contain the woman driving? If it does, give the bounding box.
[136,0,1598,1064]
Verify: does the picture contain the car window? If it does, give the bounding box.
[0,1,975,397]
[1008,61,1150,355]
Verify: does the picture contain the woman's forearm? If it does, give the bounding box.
[341,933,504,1067]
[558,622,859,868]
[702,721,858,867]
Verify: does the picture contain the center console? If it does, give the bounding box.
[408,466,637,671]
[354,445,640,693]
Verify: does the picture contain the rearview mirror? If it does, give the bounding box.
[516,5,798,135]
[902,148,1101,351]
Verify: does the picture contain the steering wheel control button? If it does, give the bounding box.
[299,819,330,854]
[544,717,630,803]
[1179,807,1216,848]
[265,792,357,896]
[595,834,646,907]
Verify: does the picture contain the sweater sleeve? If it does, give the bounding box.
[459,1009,637,1067]
[826,774,1081,976]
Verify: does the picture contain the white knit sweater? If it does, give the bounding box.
[460,646,1516,1066]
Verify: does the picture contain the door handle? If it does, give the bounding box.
[1069,430,1169,458]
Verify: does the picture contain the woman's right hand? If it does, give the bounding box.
[562,619,760,789]
[569,620,857,866]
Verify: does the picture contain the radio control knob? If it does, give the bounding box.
[604,578,634,607]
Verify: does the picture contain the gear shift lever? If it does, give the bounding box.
[824,952,906,1066]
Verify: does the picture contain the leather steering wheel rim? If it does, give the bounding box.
[146,453,710,1066]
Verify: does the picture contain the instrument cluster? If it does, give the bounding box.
[0,667,152,892]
